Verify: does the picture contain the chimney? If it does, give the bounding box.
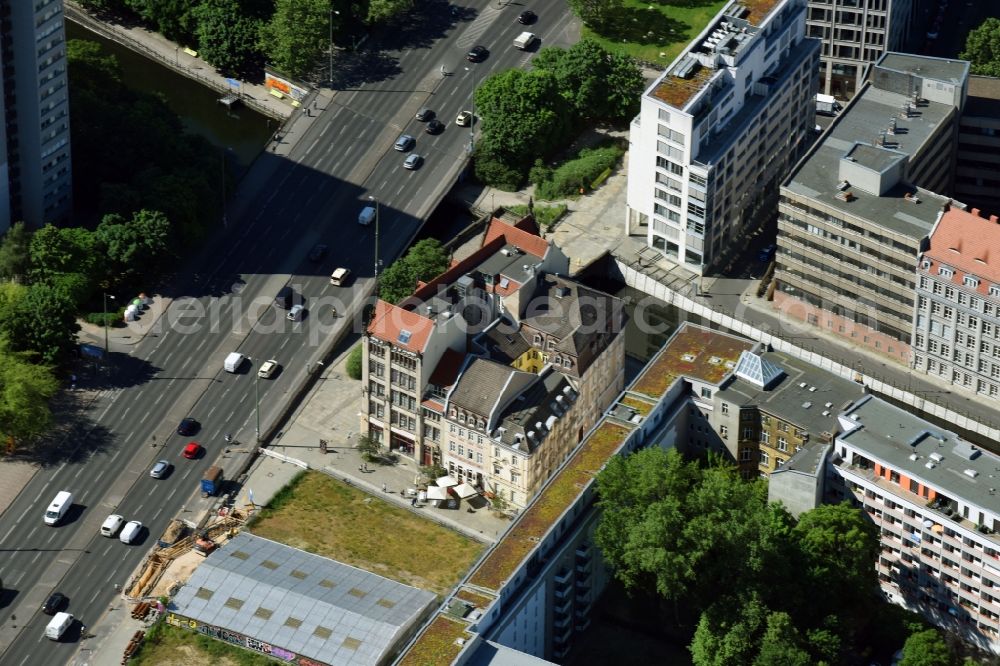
[972,208,981,217]
[991,215,999,224]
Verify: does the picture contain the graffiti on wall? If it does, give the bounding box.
[167,613,327,665]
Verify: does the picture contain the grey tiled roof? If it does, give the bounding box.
[170,533,435,666]
[522,274,621,352]
[496,369,573,452]
[448,358,522,415]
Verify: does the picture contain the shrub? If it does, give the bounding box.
[474,154,523,191]
[85,311,122,327]
[506,204,568,229]
[534,144,625,200]
[346,344,362,380]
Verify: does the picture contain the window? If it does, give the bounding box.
[761,431,770,444]
[939,267,953,278]
[742,427,754,439]
[964,276,980,289]
[777,437,788,452]
[721,402,729,415]
[700,387,712,399]
[721,425,729,439]
[759,451,770,466]
[740,448,752,461]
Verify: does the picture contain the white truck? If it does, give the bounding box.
[44,491,72,526]
[514,32,536,50]
[816,93,841,116]
[224,352,245,373]
[45,612,73,640]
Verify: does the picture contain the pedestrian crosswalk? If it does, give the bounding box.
[455,4,502,50]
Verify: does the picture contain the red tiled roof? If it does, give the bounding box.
[483,218,549,260]
[366,301,434,353]
[925,207,1000,288]
[421,398,444,412]
[429,348,465,388]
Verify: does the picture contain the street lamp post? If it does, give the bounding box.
[369,195,380,301]
[249,358,261,445]
[330,10,337,85]
[103,293,116,356]
[464,67,477,154]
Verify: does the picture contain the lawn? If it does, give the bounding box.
[249,471,483,596]
[583,0,729,67]
[131,622,279,666]
[507,203,567,229]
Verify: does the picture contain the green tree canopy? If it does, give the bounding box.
[532,39,643,122]
[690,594,770,666]
[960,17,1000,77]
[0,222,32,282]
[0,336,60,453]
[898,629,953,666]
[96,209,172,284]
[260,0,332,79]
[566,0,623,29]
[193,0,266,78]
[124,0,200,45]
[377,239,450,304]
[0,283,81,365]
[753,612,812,666]
[29,225,102,286]
[365,0,411,24]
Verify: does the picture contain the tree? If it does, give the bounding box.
[960,17,1000,77]
[754,612,812,666]
[377,239,449,304]
[566,0,623,29]
[0,337,60,453]
[356,433,382,462]
[532,40,642,122]
[898,629,953,666]
[690,594,769,666]
[96,209,172,284]
[346,344,362,380]
[260,0,332,79]
[0,284,81,365]
[366,0,411,24]
[193,0,265,78]
[29,225,102,286]
[0,222,32,282]
[124,0,200,45]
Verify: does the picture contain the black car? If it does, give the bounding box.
[518,10,536,24]
[308,244,328,262]
[43,592,68,615]
[415,108,435,122]
[177,417,199,436]
[467,45,488,62]
[425,119,445,135]
[274,285,295,309]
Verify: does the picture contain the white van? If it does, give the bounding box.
[119,520,142,544]
[514,31,537,50]
[358,206,376,226]
[44,491,73,526]
[224,352,245,373]
[45,612,73,640]
[101,514,124,537]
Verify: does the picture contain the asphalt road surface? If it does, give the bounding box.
[0,3,577,663]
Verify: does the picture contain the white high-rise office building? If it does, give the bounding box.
[0,0,73,232]
[625,0,819,275]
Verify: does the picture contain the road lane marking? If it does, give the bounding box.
[110,449,121,463]
[308,138,319,154]
[167,486,178,502]
[320,124,330,138]
[206,404,218,419]
[73,466,84,479]
[196,338,207,351]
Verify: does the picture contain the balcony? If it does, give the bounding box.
[554,597,572,616]
[553,622,573,645]
[554,568,572,585]
[575,616,591,632]
[553,614,572,631]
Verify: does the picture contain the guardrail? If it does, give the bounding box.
[65,2,285,120]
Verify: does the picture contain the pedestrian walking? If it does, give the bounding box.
[410,498,417,507]
[382,483,387,493]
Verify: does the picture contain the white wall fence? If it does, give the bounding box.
[615,259,1000,442]
[258,447,309,469]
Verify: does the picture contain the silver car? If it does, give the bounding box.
[394,134,415,151]
[403,154,423,170]
[149,460,171,479]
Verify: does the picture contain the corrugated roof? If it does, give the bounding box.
[171,533,435,666]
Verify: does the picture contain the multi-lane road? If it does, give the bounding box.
[0,3,577,663]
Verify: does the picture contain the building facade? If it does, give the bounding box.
[626,0,819,275]
[827,396,1000,654]
[774,53,968,365]
[912,206,1000,399]
[806,0,920,99]
[955,76,1000,215]
[0,0,73,231]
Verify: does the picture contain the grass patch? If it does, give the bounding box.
[249,471,483,595]
[506,203,568,230]
[531,142,626,201]
[582,0,728,67]
[131,621,279,666]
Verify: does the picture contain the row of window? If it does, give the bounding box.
[919,276,998,317]
[448,441,483,464]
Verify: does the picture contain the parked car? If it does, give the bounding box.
[415,108,434,121]
[467,45,488,62]
[42,592,68,615]
[403,154,423,170]
[425,119,444,134]
[308,244,328,262]
[456,111,473,127]
[518,10,536,24]
[258,359,278,379]
[177,418,199,436]
[183,442,202,459]
[149,460,171,479]
[394,134,415,151]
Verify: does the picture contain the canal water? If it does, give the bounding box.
[66,21,272,173]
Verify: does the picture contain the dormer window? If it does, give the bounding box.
[547,338,556,350]
[921,260,931,270]
[533,334,542,345]
[553,355,562,365]
[990,285,1000,298]
[964,276,979,288]
[939,267,953,278]
[563,358,572,369]
[459,413,466,422]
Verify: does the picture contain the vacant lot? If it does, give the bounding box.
[583,0,728,66]
[132,623,278,666]
[249,471,483,596]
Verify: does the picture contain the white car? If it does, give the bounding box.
[456,111,473,127]
[119,520,142,544]
[258,359,278,379]
[286,304,305,322]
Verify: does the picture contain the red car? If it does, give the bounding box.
[183,442,202,459]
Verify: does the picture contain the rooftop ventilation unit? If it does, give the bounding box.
[926,461,936,469]
[837,180,850,191]
[964,469,979,479]
[930,452,944,462]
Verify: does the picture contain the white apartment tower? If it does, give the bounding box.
[807,0,920,100]
[626,0,819,275]
[0,0,73,231]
